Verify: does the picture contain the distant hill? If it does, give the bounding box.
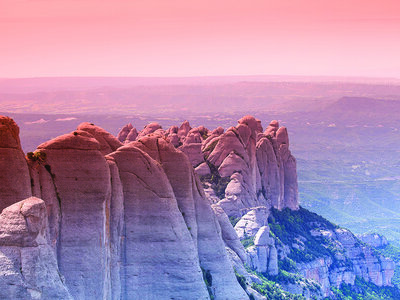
[327,96,400,114]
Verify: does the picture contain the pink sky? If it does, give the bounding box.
[1,0,399,78]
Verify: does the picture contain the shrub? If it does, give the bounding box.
[234,269,247,290]
[27,151,47,163]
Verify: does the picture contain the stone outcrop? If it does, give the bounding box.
[116,116,299,215]
[297,228,395,295]
[130,136,248,299]
[33,130,112,300]
[0,115,396,300]
[0,197,72,300]
[0,116,251,300]
[0,116,32,211]
[357,233,389,248]
[116,116,395,299]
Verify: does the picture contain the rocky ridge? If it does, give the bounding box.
[0,116,247,300]
[118,116,396,298]
[0,115,395,299]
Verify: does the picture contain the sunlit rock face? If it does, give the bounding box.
[131,136,248,299]
[0,117,250,300]
[116,117,299,286]
[0,116,32,211]
[118,116,299,214]
[117,116,396,298]
[33,129,112,300]
[0,116,395,300]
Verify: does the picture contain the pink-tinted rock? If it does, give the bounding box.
[207,129,248,167]
[116,123,133,142]
[238,115,261,139]
[37,130,111,300]
[166,125,178,135]
[38,130,99,150]
[137,122,162,139]
[77,122,123,155]
[108,142,210,299]
[167,132,180,147]
[264,120,279,137]
[218,151,248,178]
[195,162,211,176]
[0,116,32,212]
[212,204,247,263]
[276,126,289,146]
[132,136,248,299]
[236,123,251,146]
[178,120,191,139]
[0,197,47,247]
[125,127,138,142]
[256,137,282,208]
[180,142,204,167]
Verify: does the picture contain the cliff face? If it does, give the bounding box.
[118,116,395,298]
[0,117,247,300]
[118,115,299,214]
[0,115,396,299]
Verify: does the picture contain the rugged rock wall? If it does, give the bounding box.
[117,116,299,290]
[118,116,299,214]
[0,116,395,299]
[117,116,395,298]
[0,117,247,300]
[0,117,32,211]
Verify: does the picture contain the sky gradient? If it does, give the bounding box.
[1,0,400,78]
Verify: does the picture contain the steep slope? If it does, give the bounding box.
[0,115,397,299]
[0,117,248,299]
[117,116,397,299]
[0,117,32,211]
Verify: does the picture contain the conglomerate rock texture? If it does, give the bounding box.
[117,116,395,298]
[0,117,248,300]
[0,116,395,299]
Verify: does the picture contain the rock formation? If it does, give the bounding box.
[0,117,32,211]
[0,115,396,299]
[0,197,72,299]
[0,116,249,300]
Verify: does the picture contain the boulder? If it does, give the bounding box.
[0,197,72,300]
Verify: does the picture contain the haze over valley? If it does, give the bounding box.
[2,76,400,248]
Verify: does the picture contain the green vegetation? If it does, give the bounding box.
[229,216,240,227]
[241,235,255,249]
[268,207,342,263]
[203,139,219,154]
[234,269,247,290]
[278,257,297,272]
[330,276,400,300]
[201,267,214,300]
[375,243,400,264]
[373,242,400,287]
[26,151,47,163]
[248,270,307,299]
[200,162,230,199]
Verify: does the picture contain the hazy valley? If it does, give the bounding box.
[1,77,400,299]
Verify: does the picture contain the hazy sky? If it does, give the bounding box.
[1,0,399,78]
